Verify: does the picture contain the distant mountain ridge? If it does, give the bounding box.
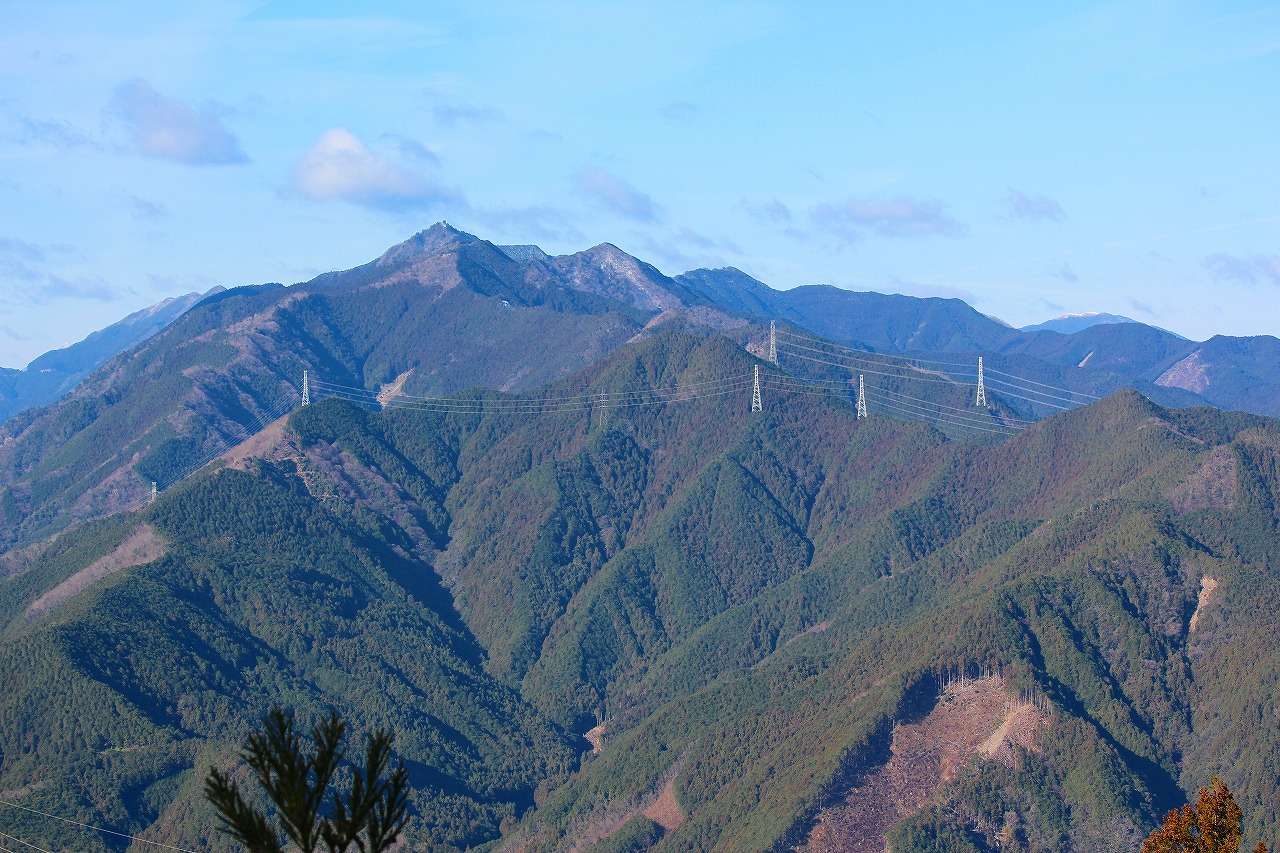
[3,222,1279,559]
[1020,311,1138,334]
[0,289,215,423]
[674,266,1277,417]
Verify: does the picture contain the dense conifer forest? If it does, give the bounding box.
[3,325,1280,851]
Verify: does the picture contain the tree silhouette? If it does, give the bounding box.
[1141,777,1269,853]
[205,705,409,853]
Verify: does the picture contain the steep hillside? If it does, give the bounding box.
[4,328,1280,852]
[4,224,1274,566]
[0,289,213,424]
[0,225,745,555]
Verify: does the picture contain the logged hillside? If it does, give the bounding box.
[3,327,1280,852]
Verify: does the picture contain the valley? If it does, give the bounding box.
[1,227,1279,852]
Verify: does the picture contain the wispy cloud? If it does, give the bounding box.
[430,102,504,126]
[476,204,583,244]
[381,134,440,165]
[0,237,47,264]
[124,195,168,220]
[1202,251,1280,286]
[0,239,116,306]
[659,101,700,123]
[1006,188,1065,221]
[107,78,247,165]
[638,227,740,270]
[741,197,793,224]
[42,274,117,302]
[886,278,978,303]
[17,117,97,151]
[811,195,966,243]
[1127,297,1156,316]
[292,128,463,212]
[573,166,662,223]
[0,324,32,343]
[1048,261,1079,282]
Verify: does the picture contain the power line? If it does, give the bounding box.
[876,385,1031,428]
[778,345,967,385]
[780,328,1102,403]
[0,800,201,853]
[779,330,979,370]
[871,397,1019,436]
[312,370,745,406]
[984,365,1100,400]
[982,375,1086,408]
[309,373,755,416]
[0,830,54,853]
[764,372,1022,435]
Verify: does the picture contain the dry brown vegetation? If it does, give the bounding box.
[801,676,1047,852]
[24,524,165,618]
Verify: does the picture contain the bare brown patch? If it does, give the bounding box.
[377,370,415,407]
[562,756,687,852]
[1166,446,1237,513]
[642,774,686,831]
[584,722,606,756]
[1156,350,1210,393]
[802,676,1047,853]
[1189,576,1219,633]
[25,524,166,619]
[222,414,292,469]
[0,538,53,580]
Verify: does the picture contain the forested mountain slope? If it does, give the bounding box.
[0,225,742,555]
[0,289,212,424]
[680,267,1279,417]
[3,328,1280,851]
[4,223,1274,568]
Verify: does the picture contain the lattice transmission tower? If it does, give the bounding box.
[302,369,310,406]
[751,365,763,412]
[975,357,987,407]
[857,374,867,419]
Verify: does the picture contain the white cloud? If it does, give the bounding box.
[741,197,792,224]
[573,166,662,223]
[811,195,966,243]
[292,128,462,212]
[1203,252,1280,286]
[1007,188,1065,221]
[107,78,247,165]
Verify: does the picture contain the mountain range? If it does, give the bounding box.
[0,289,215,424]
[2,224,1280,852]
[1019,312,1139,335]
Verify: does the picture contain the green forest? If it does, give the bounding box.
[3,327,1280,851]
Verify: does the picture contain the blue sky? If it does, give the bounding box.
[1,1,1278,368]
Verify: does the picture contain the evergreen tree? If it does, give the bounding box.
[205,705,409,853]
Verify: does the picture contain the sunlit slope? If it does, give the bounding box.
[3,328,1280,851]
[0,225,666,553]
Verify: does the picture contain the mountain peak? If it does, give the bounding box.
[548,243,684,312]
[1021,312,1136,335]
[375,221,480,267]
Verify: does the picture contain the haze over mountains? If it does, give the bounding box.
[3,224,1277,434]
[2,224,1280,852]
[1019,312,1139,335]
[0,289,216,424]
